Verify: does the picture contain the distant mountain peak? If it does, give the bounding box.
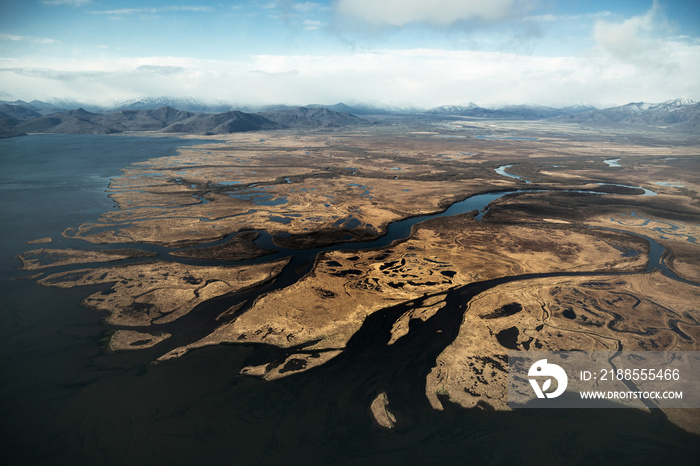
[114,96,232,113]
[259,106,367,129]
[653,97,695,111]
[665,96,694,106]
[67,108,93,116]
[553,96,699,129]
[46,97,89,108]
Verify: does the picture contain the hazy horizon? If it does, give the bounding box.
[1,1,699,108]
[4,94,698,113]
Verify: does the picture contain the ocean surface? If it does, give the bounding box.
[0,135,698,465]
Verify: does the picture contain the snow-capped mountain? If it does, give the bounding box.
[556,98,699,129]
[114,96,236,113]
[650,97,695,112]
[341,101,426,114]
[426,103,479,115]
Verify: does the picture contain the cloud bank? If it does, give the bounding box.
[2,43,699,108]
[2,1,698,108]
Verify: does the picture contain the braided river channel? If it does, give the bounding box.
[1,135,698,465]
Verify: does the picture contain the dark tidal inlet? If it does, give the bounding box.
[0,135,698,465]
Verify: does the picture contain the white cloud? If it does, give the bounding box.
[0,33,58,44]
[90,8,158,16]
[523,14,557,22]
[266,1,329,28]
[303,19,323,30]
[266,1,327,13]
[89,5,213,18]
[294,2,325,12]
[2,26,699,107]
[524,11,611,23]
[333,0,533,27]
[592,1,670,64]
[42,0,92,6]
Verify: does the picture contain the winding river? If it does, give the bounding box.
[1,135,698,465]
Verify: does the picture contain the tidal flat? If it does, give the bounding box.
[3,121,700,464]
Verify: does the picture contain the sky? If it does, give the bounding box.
[1,0,699,108]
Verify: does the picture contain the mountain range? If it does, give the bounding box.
[0,105,371,138]
[425,103,597,119]
[552,98,699,130]
[0,97,427,116]
[259,107,366,129]
[0,97,697,138]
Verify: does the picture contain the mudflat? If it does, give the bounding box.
[21,119,700,434]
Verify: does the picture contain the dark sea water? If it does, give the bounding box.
[0,134,208,269]
[0,135,698,465]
